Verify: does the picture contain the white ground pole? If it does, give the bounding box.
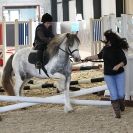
[0,85,111,113]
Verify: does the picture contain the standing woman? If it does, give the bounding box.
[84,30,129,118]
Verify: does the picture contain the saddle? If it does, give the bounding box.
[28,50,50,76]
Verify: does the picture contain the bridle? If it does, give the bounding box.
[58,38,79,61]
[59,46,79,57]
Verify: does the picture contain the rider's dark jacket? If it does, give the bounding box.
[34,23,54,50]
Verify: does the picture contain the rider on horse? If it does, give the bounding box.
[33,13,54,69]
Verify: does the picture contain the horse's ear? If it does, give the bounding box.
[66,33,71,38]
[76,31,78,35]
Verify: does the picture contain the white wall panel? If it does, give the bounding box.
[125,0,133,14]
[69,0,76,21]
[57,3,63,22]
[83,0,93,20]
[101,0,116,16]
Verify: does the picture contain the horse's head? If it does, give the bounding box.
[47,33,81,62]
[65,33,81,62]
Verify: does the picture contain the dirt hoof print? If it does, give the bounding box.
[68,110,74,113]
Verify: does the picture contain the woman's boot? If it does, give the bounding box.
[0,116,2,121]
[111,100,121,118]
[119,99,125,111]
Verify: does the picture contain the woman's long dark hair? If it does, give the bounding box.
[103,29,129,50]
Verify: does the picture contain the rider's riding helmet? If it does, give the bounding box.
[41,13,53,23]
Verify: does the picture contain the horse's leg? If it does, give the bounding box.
[52,73,73,112]
[14,74,23,96]
[19,79,30,96]
[63,76,73,113]
[56,79,65,93]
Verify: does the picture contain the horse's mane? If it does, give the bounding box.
[47,33,80,58]
[47,33,66,58]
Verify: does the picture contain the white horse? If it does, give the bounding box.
[2,33,81,112]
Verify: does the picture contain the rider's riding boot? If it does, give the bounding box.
[111,100,121,118]
[35,50,43,69]
[43,50,49,66]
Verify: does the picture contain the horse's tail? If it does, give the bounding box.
[2,54,15,96]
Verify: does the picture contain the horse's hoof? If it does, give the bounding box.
[65,109,74,113]
[56,89,60,93]
[56,89,63,94]
[68,109,74,113]
[64,106,73,113]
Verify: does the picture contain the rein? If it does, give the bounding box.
[59,47,79,62]
[59,47,79,58]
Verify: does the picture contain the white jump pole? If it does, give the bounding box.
[0,85,107,103]
[75,77,104,84]
[0,94,64,113]
[0,95,64,104]
[69,85,107,97]
[0,102,43,113]
[0,85,108,112]
[71,99,111,106]
[0,99,111,113]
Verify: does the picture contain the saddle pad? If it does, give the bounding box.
[28,51,49,65]
[28,52,37,64]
